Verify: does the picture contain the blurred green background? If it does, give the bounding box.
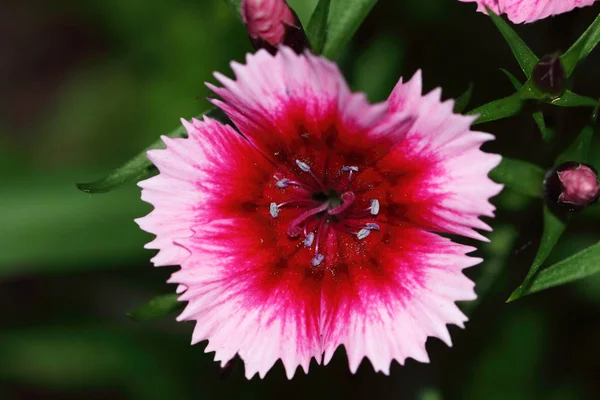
[1,0,600,398]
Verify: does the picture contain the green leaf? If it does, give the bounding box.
[508,206,568,302]
[487,8,539,78]
[322,0,378,59]
[520,241,600,297]
[306,0,331,54]
[560,12,600,77]
[453,82,474,114]
[551,90,599,108]
[77,108,220,194]
[498,70,553,140]
[500,68,523,89]
[469,93,524,125]
[508,106,598,301]
[532,111,554,142]
[490,158,545,198]
[556,104,599,164]
[127,294,181,322]
[223,0,242,20]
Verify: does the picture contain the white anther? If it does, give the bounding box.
[269,202,279,218]
[312,254,325,267]
[303,232,315,248]
[276,178,290,188]
[357,228,371,240]
[296,159,311,172]
[342,166,359,173]
[370,199,380,216]
[366,223,380,231]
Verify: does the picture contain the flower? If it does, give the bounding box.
[459,0,598,24]
[136,48,502,379]
[544,162,600,211]
[241,0,309,54]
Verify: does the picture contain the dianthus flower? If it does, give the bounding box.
[136,48,502,379]
[460,0,598,23]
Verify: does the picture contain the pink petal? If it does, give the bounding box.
[207,48,414,172]
[320,226,479,374]
[135,116,274,267]
[459,0,598,23]
[171,217,323,379]
[372,70,503,241]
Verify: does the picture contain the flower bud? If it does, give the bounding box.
[241,0,310,54]
[532,53,565,96]
[544,162,599,212]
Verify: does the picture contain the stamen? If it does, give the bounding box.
[327,192,356,215]
[341,166,359,189]
[366,223,380,231]
[276,178,290,188]
[269,202,279,218]
[303,232,315,248]
[312,254,325,267]
[357,228,371,240]
[370,199,380,216]
[295,159,327,191]
[296,160,311,172]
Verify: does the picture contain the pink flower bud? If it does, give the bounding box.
[544,162,600,212]
[241,0,310,54]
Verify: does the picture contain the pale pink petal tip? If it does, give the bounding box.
[459,0,598,24]
[137,48,499,379]
[387,70,503,242]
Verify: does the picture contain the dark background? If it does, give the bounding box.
[1,0,600,398]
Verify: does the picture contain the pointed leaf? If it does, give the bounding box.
[519,241,600,297]
[490,157,545,197]
[487,8,538,78]
[77,108,221,194]
[560,12,600,77]
[469,93,524,125]
[307,0,331,54]
[127,294,181,322]
[322,0,378,59]
[508,206,569,301]
[500,68,523,90]
[453,82,474,114]
[551,90,598,108]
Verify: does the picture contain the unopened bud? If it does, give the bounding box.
[241,0,310,54]
[532,53,565,96]
[544,162,599,212]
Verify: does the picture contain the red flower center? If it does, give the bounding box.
[269,159,380,267]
